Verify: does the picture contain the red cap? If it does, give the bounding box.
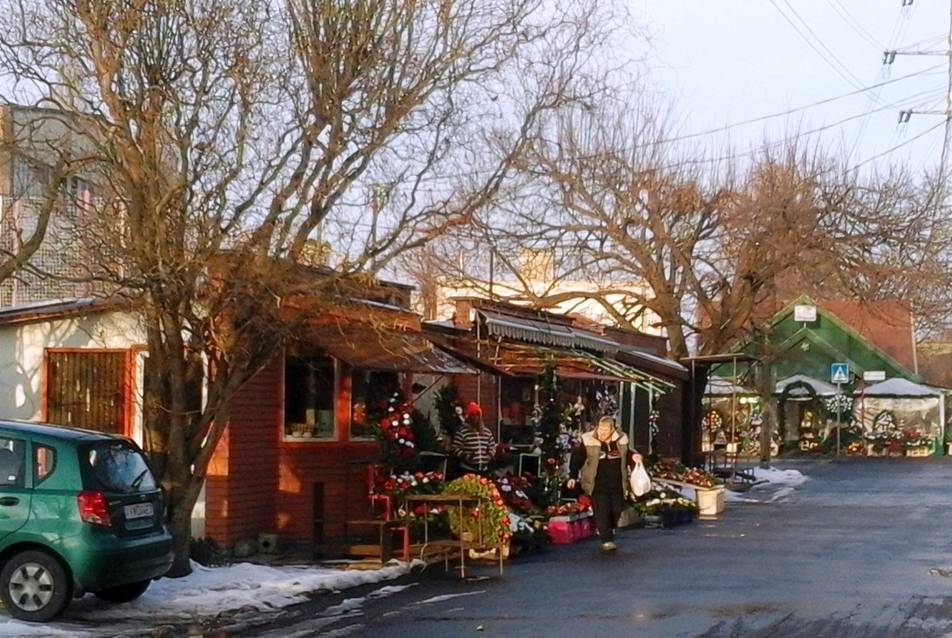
[464,402,482,417]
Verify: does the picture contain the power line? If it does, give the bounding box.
[826,0,884,51]
[770,0,868,91]
[665,63,944,143]
[849,119,945,172]
[659,89,945,172]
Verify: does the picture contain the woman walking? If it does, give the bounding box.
[567,415,642,551]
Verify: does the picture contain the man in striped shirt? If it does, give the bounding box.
[451,402,498,474]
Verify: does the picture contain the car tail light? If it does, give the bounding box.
[77,490,111,527]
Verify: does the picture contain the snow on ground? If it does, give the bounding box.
[0,560,421,638]
[724,465,809,503]
[0,466,809,637]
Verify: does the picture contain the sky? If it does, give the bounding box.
[0,466,807,638]
[639,1,951,174]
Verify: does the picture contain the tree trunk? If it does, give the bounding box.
[166,483,199,578]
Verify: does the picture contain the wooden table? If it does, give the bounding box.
[403,493,506,578]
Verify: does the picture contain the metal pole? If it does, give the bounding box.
[836,381,842,456]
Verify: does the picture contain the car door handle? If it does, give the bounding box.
[0,497,19,506]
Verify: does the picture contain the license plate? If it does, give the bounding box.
[124,502,153,519]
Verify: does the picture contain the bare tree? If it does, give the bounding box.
[437,97,952,466]
[0,0,627,574]
[446,98,952,359]
[0,106,105,303]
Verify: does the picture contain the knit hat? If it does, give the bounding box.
[464,401,482,418]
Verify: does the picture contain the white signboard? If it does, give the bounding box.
[863,370,886,382]
[794,305,817,322]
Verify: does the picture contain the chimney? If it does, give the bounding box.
[453,298,475,330]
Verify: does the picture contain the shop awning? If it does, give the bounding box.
[570,350,674,394]
[304,321,476,375]
[478,309,619,354]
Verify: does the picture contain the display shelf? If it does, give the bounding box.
[403,494,506,578]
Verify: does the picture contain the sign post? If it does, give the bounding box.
[831,364,849,456]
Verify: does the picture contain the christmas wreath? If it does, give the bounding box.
[443,474,511,544]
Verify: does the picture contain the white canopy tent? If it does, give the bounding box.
[853,378,947,445]
[775,374,840,399]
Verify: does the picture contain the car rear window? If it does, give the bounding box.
[84,441,158,494]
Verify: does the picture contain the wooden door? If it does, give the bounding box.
[46,350,130,435]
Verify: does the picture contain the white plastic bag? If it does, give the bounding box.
[629,461,651,497]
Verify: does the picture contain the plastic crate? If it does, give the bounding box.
[547,520,577,544]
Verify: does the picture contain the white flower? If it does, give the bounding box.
[500,484,512,492]
[422,478,429,483]
[455,406,463,415]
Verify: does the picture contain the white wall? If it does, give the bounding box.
[0,309,147,430]
[0,308,209,536]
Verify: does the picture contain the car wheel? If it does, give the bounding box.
[0,550,71,622]
[94,579,151,603]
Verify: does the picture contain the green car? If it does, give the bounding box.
[0,420,173,622]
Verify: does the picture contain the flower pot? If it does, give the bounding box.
[696,485,725,518]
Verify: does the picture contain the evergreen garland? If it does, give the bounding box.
[434,381,464,438]
[535,363,563,478]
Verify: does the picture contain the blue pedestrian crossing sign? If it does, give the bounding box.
[831,363,849,384]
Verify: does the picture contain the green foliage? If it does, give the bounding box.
[434,381,464,437]
[410,408,438,454]
[443,474,511,543]
[535,363,562,469]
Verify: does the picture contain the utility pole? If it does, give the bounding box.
[883,2,952,198]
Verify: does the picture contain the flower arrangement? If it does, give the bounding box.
[376,395,416,456]
[375,471,444,506]
[367,386,436,471]
[648,459,718,488]
[544,499,591,518]
[702,410,723,431]
[648,410,661,438]
[561,398,586,431]
[825,394,853,421]
[443,474,511,544]
[493,475,536,513]
[631,487,698,518]
[554,430,581,455]
[845,441,865,455]
[872,411,895,434]
[594,387,619,420]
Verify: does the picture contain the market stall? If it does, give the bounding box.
[775,374,841,453]
[852,378,947,457]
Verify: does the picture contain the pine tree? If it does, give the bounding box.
[535,363,564,481]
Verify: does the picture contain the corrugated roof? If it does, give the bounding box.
[304,321,475,375]
[0,297,114,325]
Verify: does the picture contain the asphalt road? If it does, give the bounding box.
[166,458,952,638]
